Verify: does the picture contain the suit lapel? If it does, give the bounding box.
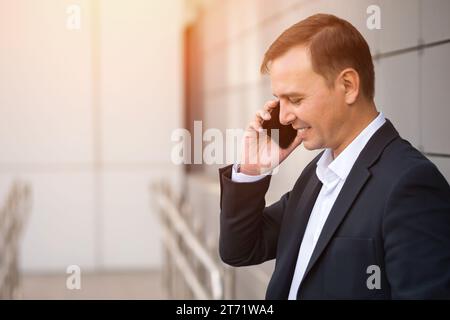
[301,165,371,284]
[297,119,400,293]
[286,173,322,259]
[274,170,322,299]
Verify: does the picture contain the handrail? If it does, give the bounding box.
[161,225,210,299]
[156,190,223,300]
[0,181,32,299]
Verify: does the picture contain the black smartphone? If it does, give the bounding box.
[261,102,298,149]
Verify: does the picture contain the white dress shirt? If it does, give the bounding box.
[231,112,386,299]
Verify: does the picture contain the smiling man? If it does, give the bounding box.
[218,14,450,299]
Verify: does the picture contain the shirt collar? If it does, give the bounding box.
[316,112,386,185]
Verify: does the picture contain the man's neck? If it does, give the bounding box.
[332,104,379,159]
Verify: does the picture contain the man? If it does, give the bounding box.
[218,14,450,299]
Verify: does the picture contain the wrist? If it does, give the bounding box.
[238,163,267,176]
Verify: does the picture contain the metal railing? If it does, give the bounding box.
[0,181,32,299]
[153,182,235,300]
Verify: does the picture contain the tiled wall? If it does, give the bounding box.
[0,0,184,272]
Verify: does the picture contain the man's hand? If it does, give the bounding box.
[239,100,303,175]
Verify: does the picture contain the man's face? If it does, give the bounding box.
[270,45,348,152]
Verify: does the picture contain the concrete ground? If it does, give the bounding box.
[18,270,167,300]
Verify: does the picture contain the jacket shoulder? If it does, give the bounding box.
[375,137,448,188]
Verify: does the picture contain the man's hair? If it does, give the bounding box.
[261,14,375,100]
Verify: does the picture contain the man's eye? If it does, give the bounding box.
[290,98,302,105]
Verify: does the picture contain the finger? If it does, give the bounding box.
[243,128,258,140]
[248,121,263,133]
[256,109,271,121]
[263,99,279,112]
[241,132,259,163]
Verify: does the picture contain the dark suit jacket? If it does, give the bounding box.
[219,120,450,299]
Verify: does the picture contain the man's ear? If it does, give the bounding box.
[337,68,360,105]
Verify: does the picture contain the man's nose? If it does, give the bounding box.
[279,104,296,126]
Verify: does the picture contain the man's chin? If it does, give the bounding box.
[302,140,321,151]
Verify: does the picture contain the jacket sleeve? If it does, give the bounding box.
[218,165,290,266]
[383,161,450,299]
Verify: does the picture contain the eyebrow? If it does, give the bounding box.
[273,92,304,99]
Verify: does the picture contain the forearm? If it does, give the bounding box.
[219,165,279,266]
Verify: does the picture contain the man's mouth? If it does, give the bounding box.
[298,126,311,132]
